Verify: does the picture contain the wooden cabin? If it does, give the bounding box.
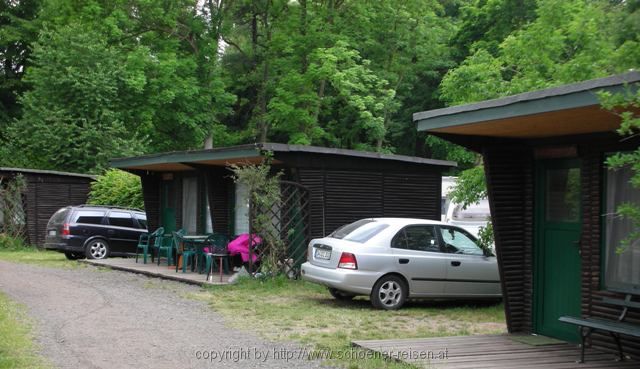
[0,167,95,246]
[111,143,454,268]
[414,72,640,358]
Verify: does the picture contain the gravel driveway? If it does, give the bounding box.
[0,260,329,369]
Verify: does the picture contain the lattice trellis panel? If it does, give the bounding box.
[248,180,310,278]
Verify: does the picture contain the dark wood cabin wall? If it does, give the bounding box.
[483,146,533,334]
[523,157,535,333]
[296,168,442,239]
[207,168,232,235]
[383,172,441,219]
[0,172,92,247]
[324,170,383,235]
[19,174,91,246]
[296,169,326,238]
[140,173,161,231]
[175,174,183,230]
[24,180,37,245]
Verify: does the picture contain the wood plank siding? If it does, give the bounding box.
[483,146,533,334]
[0,169,93,246]
[207,168,232,235]
[140,173,161,231]
[297,168,442,239]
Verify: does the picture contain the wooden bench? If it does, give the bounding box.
[559,288,640,363]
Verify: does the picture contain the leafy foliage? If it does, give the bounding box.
[0,0,638,181]
[441,0,640,105]
[1,0,236,172]
[0,174,27,242]
[88,169,144,210]
[476,220,494,252]
[0,234,29,250]
[448,165,487,209]
[8,25,146,173]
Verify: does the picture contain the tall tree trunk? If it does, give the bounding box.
[299,0,308,73]
[255,1,271,143]
[313,79,326,125]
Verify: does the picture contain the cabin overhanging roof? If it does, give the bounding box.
[414,71,640,139]
[111,143,456,172]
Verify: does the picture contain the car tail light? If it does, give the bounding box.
[61,223,70,236]
[338,252,358,270]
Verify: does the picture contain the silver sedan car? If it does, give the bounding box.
[301,218,501,310]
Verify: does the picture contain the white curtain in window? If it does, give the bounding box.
[182,177,198,235]
[234,183,250,235]
[605,165,640,288]
[205,192,213,234]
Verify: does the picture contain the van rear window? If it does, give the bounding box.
[48,208,69,226]
[74,210,105,225]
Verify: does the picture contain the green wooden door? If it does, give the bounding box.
[534,159,582,342]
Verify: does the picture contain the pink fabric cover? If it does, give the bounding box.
[227,234,262,262]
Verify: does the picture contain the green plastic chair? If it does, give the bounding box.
[136,227,164,264]
[155,228,180,266]
[174,230,196,273]
[203,234,230,281]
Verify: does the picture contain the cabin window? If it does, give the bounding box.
[204,193,213,234]
[182,177,198,234]
[234,183,250,235]
[604,164,640,289]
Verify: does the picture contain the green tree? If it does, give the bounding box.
[441,0,640,105]
[2,0,237,172]
[450,0,537,60]
[88,169,144,210]
[0,0,41,120]
[8,24,145,173]
[221,0,456,154]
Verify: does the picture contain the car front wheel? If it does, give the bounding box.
[371,275,407,310]
[85,239,109,260]
[328,288,355,301]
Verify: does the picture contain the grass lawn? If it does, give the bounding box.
[0,248,83,269]
[0,292,50,369]
[191,276,506,369]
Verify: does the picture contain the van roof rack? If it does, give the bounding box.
[76,204,144,212]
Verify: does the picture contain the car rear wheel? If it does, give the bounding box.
[64,251,85,260]
[85,239,109,260]
[328,288,355,301]
[371,275,407,310]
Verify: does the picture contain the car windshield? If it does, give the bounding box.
[330,219,389,243]
[440,227,484,255]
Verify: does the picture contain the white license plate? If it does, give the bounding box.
[48,230,56,236]
[314,248,331,260]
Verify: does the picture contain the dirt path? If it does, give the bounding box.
[0,260,328,369]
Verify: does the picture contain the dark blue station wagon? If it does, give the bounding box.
[44,205,147,260]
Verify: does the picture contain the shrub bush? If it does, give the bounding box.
[0,234,29,250]
[88,169,144,210]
